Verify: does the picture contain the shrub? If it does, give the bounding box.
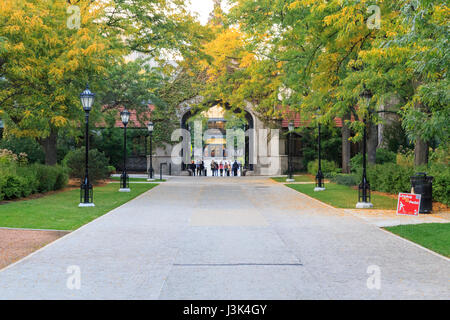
[428,164,450,206]
[351,162,449,206]
[375,148,397,164]
[364,163,414,194]
[107,165,116,175]
[0,148,18,166]
[0,175,22,199]
[0,137,44,164]
[0,163,67,201]
[307,159,339,176]
[331,174,359,186]
[350,148,397,172]
[63,147,109,183]
[33,164,68,193]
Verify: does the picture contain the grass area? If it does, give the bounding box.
[110,177,166,182]
[0,183,157,231]
[287,183,398,210]
[271,175,314,183]
[385,223,450,257]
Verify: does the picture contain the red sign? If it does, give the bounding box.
[397,193,421,216]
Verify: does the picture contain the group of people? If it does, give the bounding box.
[189,160,241,177]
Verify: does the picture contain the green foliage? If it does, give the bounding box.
[427,164,450,206]
[34,164,68,193]
[307,160,339,176]
[92,128,148,169]
[92,128,128,169]
[375,148,397,164]
[330,174,359,187]
[362,163,415,195]
[350,148,397,171]
[0,163,67,201]
[429,145,449,166]
[107,166,116,175]
[0,175,22,200]
[298,126,342,170]
[0,136,45,163]
[382,121,413,153]
[63,147,109,183]
[351,160,449,205]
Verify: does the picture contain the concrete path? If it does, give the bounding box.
[0,177,448,299]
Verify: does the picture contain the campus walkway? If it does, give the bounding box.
[0,177,449,299]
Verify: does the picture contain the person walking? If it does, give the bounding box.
[196,160,201,177]
[215,161,218,176]
[219,162,224,176]
[232,160,239,177]
[201,161,205,176]
[191,160,196,176]
[210,160,215,177]
[224,162,229,176]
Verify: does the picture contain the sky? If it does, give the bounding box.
[189,0,231,25]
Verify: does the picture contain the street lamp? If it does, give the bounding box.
[356,88,373,208]
[315,108,325,192]
[286,121,295,182]
[119,109,131,192]
[147,121,155,181]
[79,84,95,207]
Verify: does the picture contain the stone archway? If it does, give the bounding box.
[179,100,256,175]
[167,96,288,176]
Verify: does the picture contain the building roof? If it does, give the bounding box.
[96,105,155,128]
[279,106,353,128]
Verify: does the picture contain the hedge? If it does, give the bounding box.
[0,164,68,201]
[307,159,340,177]
[333,163,448,206]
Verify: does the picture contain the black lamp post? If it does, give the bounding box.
[79,84,95,207]
[315,108,325,191]
[356,89,373,208]
[119,109,131,192]
[286,121,295,182]
[147,121,154,181]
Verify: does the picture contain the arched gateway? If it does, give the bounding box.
[147,96,289,176]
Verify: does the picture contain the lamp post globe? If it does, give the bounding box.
[286,121,295,182]
[147,121,155,181]
[356,88,373,209]
[79,84,95,207]
[119,109,131,192]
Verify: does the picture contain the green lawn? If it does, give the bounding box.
[287,183,398,209]
[385,223,450,257]
[110,177,166,182]
[0,183,157,231]
[271,175,314,183]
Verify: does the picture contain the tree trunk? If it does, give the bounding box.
[341,113,351,173]
[39,129,58,166]
[367,122,378,165]
[414,138,429,167]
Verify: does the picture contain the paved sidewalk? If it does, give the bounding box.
[0,177,448,299]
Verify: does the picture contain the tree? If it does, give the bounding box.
[0,0,116,165]
[0,0,209,165]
